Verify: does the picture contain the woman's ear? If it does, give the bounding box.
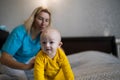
[59,42,63,47]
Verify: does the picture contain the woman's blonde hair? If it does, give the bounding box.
[24,6,51,34]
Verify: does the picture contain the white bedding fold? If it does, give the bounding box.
[67,51,120,80]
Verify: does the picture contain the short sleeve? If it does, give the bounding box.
[1,25,26,56]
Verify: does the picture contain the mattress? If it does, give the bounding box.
[67,51,120,80]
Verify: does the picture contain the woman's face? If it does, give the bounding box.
[34,11,50,32]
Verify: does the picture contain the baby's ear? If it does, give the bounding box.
[59,42,63,47]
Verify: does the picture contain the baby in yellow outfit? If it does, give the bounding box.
[34,27,74,80]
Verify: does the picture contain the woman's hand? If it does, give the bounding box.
[0,52,34,70]
[26,57,35,70]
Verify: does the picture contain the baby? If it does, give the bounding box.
[34,27,74,80]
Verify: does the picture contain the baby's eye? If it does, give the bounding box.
[50,41,54,44]
[42,42,46,44]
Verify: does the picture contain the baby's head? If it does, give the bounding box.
[40,27,62,57]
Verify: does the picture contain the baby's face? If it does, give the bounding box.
[40,29,61,57]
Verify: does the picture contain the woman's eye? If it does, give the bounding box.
[38,17,43,20]
[45,19,49,22]
[37,16,43,20]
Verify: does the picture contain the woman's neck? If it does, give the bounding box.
[31,27,40,40]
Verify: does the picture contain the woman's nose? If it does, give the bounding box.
[42,19,45,24]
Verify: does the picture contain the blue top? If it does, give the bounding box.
[2,24,41,63]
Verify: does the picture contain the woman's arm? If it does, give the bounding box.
[0,52,34,70]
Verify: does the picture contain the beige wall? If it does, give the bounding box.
[0,0,120,38]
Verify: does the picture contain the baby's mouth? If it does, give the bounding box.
[46,49,51,51]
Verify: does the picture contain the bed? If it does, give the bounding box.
[1,31,120,80]
[62,36,120,80]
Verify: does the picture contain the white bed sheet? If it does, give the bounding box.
[67,51,120,80]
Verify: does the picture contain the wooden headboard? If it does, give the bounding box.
[62,36,118,57]
[0,30,9,49]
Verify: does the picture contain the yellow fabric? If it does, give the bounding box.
[34,48,74,80]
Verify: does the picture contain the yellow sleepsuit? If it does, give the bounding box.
[34,48,74,80]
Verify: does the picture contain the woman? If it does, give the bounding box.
[0,6,51,80]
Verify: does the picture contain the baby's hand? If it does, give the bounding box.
[26,57,36,69]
